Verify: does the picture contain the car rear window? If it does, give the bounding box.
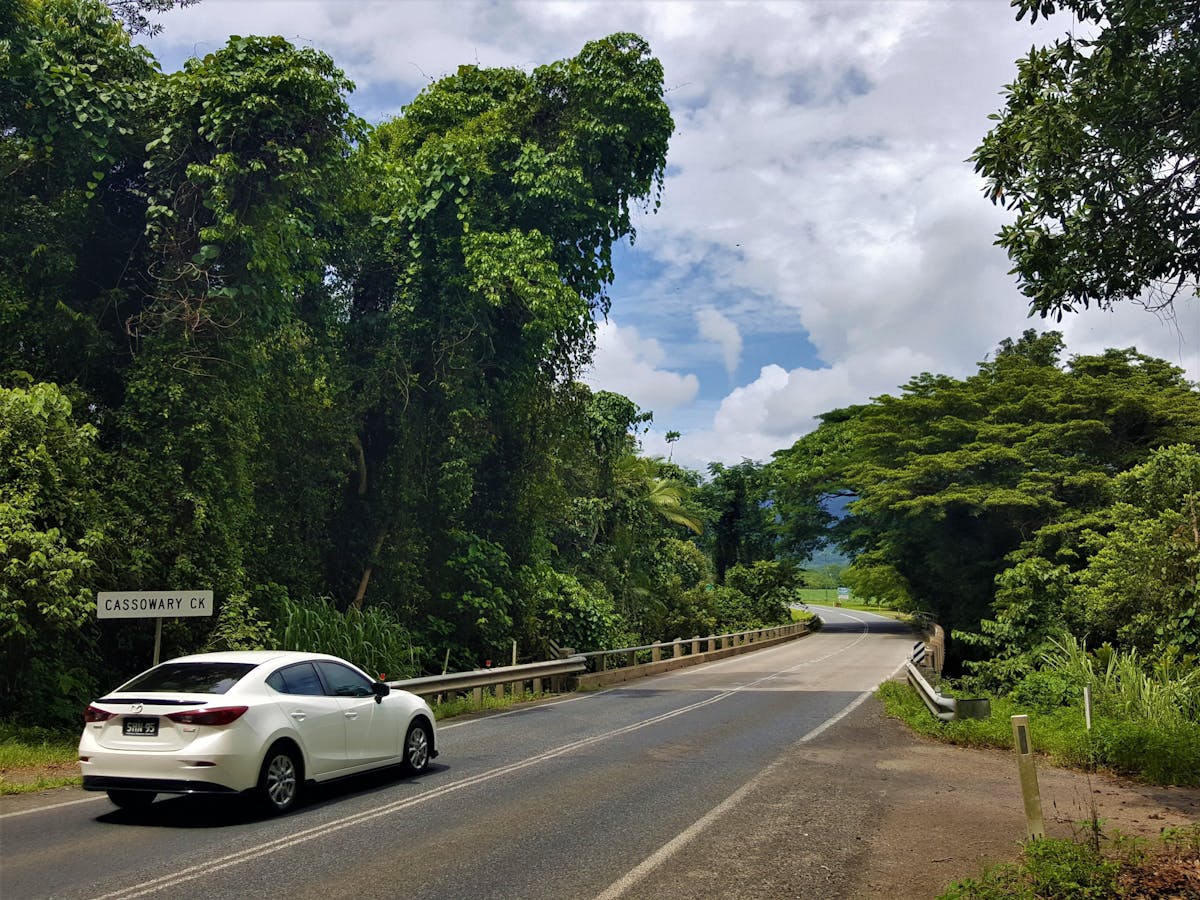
[116,662,257,694]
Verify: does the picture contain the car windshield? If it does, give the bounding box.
[115,662,257,694]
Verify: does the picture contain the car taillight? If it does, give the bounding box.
[165,706,249,726]
[84,705,115,723]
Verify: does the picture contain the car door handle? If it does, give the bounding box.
[344,711,358,719]
[290,711,306,721]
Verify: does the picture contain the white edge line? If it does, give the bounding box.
[593,689,877,900]
[0,793,105,820]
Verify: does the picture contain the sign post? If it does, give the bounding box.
[97,590,214,665]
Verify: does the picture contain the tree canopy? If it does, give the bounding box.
[972,0,1200,317]
[1,2,810,725]
[772,330,1200,666]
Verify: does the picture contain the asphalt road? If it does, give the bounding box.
[0,607,913,900]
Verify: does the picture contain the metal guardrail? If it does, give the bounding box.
[905,643,991,721]
[388,656,587,703]
[577,622,810,674]
[906,661,958,721]
[385,620,811,707]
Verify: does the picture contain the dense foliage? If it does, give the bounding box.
[0,1,804,725]
[972,0,1200,317]
[772,330,1200,686]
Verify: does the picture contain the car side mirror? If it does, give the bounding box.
[372,681,391,703]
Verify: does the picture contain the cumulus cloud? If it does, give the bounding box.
[143,0,1198,471]
[584,319,700,417]
[695,307,743,376]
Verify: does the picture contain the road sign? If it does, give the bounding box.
[97,590,214,619]
[836,587,849,598]
[912,641,926,665]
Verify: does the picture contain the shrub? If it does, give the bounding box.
[1010,669,1084,713]
[518,565,623,654]
[939,838,1119,899]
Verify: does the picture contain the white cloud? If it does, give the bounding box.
[695,307,742,376]
[584,320,699,417]
[140,0,1196,472]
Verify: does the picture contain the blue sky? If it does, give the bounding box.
[143,0,1200,471]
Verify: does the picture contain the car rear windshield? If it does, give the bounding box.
[116,662,257,694]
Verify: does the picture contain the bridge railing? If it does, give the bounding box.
[386,620,813,707]
[387,656,587,705]
[573,621,811,689]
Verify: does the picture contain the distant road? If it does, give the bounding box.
[0,606,912,900]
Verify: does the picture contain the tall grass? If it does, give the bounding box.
[1040,633,1200,728]
[275,595,420,681]
[879,668,1200,786]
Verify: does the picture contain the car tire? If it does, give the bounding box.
[107,789,156,810]
[403,719,431,774]
[257,743,302,814]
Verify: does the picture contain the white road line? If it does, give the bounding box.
[443,615,874,729]
[593,690,876,900]
[0,794,106,820]
[91,625,879,900]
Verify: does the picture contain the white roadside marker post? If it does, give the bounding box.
[1011,714,1045,840]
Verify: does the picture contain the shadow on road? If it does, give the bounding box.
[816,618,913,635]
[93,762,451,829]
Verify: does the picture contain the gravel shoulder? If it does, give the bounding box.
[611,689,1200,899]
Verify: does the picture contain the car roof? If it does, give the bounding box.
[162,650,348,667]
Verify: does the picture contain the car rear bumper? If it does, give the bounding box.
[83,775,241,795]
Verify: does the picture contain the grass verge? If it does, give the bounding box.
[876,680,1200,786]
[937,825,1200,899]
[0,723,81,795]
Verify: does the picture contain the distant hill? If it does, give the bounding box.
[803,543,848,569]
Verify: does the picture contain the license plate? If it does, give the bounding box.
[123,717,158,736]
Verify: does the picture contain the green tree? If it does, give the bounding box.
[696,460,776,584]
[0,0,158,393]
[972,0,1199,317]
[332,36,672,661]
[774,331,1200,655]
[0,382,107,723]
[0,11,679,704]
[1073,444,1200,655]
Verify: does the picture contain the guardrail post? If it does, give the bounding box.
[533,677,542,694]
[473,686,483,707]
[495,681,504,701]
[651,641,662,663]
[692,636,700,655]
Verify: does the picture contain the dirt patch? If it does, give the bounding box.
[0,761,80,790]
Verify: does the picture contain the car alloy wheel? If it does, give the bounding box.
[404,721,431,773]
[259,745,300,813]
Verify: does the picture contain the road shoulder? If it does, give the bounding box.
[605,692,1200,899]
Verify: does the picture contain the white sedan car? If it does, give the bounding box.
[79,650,437,813]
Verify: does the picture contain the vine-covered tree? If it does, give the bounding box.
[330,35,673,663]
[1,0,699,720]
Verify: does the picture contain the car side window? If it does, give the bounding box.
[267,662,325,696]
[315,661,373,698]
